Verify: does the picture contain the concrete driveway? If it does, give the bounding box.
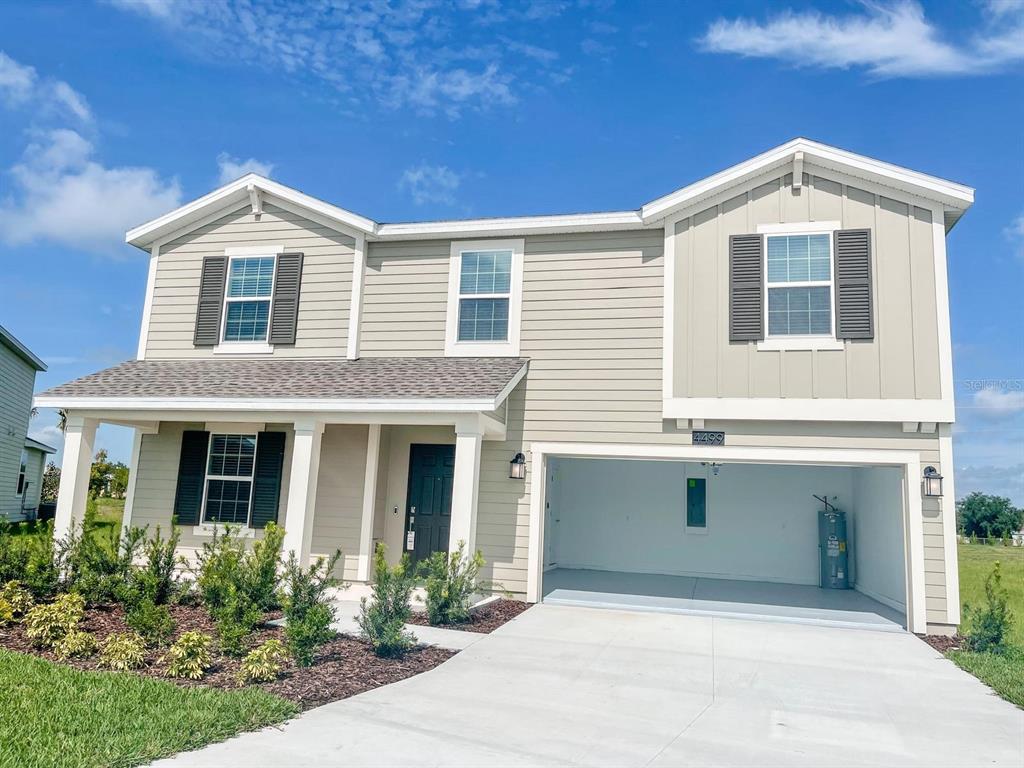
[154,604,1023,767]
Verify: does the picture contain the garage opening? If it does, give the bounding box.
[541,457,908,631]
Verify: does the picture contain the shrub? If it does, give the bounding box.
[0,520,59,598]
[238,638,290,683]
[25,593,85,648]
[214,590,264,657]
[358,545,415,658]
[281,550,340,667]
[99,631,147,671]
[139,526,181,605]
[60,521,146,605]
[0,600,12,627]
[241,523,285,611]
[963,561,1014,653]
[163,631,213,679]
[420,541,485,626]
[0,580,34,618]
[54,629,98,660]
[193,526,246,613]
[126,599,176,647]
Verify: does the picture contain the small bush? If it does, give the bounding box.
[963,561,1014,653]
[358,545,415,658]
[60,521,147,606]
[53,629,98,660]
[140,526,181,605]
[99,631,147,671]
[282,550,340,667]
[238,638,290,683]
[126,599,176,647]
[1,580,35,617]
[0,599,12,626]
[193,526,246,613]
[25,593,85,648]
[0,520,59,598]
[242,523,285,611]
[164,631,213,679]
[420,541,485,626]
[214,591,263,657]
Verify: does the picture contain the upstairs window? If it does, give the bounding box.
[202,434,257,525]
[766,233,833,337]
[223,256,275,342]
[445,239,524,356]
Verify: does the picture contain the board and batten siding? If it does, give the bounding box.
[145,203,355,359]
[671,172,943,400]
[0,344,37,521]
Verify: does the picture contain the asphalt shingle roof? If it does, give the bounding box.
[38,357,528,403]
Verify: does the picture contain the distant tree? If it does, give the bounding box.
[957,492,1024,539]
[41,462,61,502]
[89,449,130,498]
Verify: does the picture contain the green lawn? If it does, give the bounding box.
[957,543,1024,646]
[950,543,1024,709]
[0,649,298,768]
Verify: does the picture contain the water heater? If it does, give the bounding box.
[819,509,849,590]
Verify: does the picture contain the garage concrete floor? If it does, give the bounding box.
[153,604,1023,767]
[543,568,906,631]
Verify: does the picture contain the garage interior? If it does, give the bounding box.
[541,457,908,631]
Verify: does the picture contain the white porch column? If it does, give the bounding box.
[53,415,98,543]
[356,424,381,581]
[282,419,324,566]
[449,416,484,556]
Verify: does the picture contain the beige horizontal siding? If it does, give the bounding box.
[310,424,370,580]
[145,203,354,359]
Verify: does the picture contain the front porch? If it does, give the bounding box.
[36,357,529,583]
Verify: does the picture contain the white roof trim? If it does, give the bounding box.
[34,395,509,413]
[125,139,974,248]
[641,138,974,225]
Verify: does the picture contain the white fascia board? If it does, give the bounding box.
[641,138,974,224]
[374,210,645,241]
[126,174,377,248]
[662,397,955,423]
[33,395,509,413]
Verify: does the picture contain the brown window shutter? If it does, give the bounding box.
[729,234,764,341]
[193,256,227,346]
[269,252,303,345]
[834,229,874,340]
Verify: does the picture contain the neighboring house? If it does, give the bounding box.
[0,326,51,521]
[36,138,971,635]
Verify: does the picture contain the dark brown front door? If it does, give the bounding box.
[404,443,455,562]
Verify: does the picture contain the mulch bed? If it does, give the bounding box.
[0,602,454,711]
[406,598,531,634]
[920,634,964,653]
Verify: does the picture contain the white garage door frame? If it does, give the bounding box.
[527,442,926,634]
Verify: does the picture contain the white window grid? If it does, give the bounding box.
[200,433,259,527]
[764,232,836,339]
[220,255,276,344]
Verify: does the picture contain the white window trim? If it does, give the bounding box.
[445,238,524,357]
[16,450,27,495]
[199,432,259,528]
[215,249,279,354]
[758,225,840,350]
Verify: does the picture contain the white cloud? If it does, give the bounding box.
[398,163,462,206]
[28,425,64,454]
[1006,211,1024,259]
[955,463,1024,505]
[0,51,92,121]
[106,0,571,116]
[217,152,275,184]
[970,387,1024,419]
[0,129,182,254]
[698,1,1024,78]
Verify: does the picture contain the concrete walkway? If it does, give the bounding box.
[154,604,1023,767]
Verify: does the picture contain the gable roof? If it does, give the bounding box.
[0,325,46,372]
[126,138,975,249]
[24,436,56,454]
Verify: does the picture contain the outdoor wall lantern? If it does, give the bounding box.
[923,466,944,497]
[509,452,527,480]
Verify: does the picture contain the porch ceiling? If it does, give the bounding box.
[34,357,528,410]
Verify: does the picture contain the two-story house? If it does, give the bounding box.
[1,325,54,521]
[37,139,972,636]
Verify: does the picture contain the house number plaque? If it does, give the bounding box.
[692,430,725,446]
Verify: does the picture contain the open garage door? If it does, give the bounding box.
[540,456,909,631]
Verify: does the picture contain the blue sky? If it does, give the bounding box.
[1,0,1021,502]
